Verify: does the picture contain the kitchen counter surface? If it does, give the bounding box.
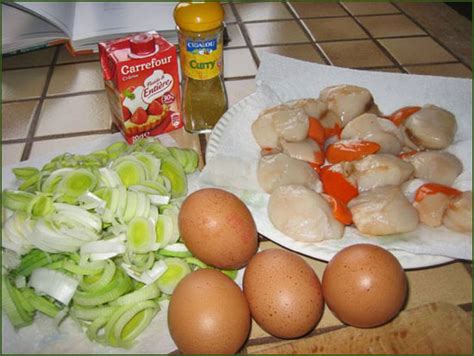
[2,2,472,354]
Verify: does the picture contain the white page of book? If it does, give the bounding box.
[15,2,76,38]
[71,2,177,42]
[2,4,66,53]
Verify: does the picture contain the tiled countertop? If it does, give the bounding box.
[2,1,472,354]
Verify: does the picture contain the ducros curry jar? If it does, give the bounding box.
[174,2,228,133]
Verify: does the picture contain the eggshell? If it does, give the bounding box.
[178,188,258,269]
[243,249,324,338]
[322,243,407,328]
[168,269,251,354]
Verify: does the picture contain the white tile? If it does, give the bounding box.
[224,48,257,78]
[225,78,257,107]
[29,134,111,160]
[36,93,112,136]
[2,143,24,166]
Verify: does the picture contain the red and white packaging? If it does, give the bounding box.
[99,32,182,144]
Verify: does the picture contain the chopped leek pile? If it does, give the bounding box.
[1,138,236,349]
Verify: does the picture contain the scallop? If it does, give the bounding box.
[257,153,321,194]
[280,138,322,164]
[348,186,419,236]
[286,98,328,119]
[251,110,281,150]
[341,113,404,154]
[403,104,457,150]
[443,191,472,233]
[402,151,463,186]
[272,107,309,142]
[414,192,451,227]
[352,154,414,191]
[268,185,344,242]
[319,85,373,126]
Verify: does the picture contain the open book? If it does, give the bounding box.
[2,2,179,55]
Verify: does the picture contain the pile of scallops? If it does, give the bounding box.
[252,85,472,242]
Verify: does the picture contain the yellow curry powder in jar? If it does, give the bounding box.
[174,2,228,133]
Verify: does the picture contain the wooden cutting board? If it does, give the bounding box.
[247,302,472,354]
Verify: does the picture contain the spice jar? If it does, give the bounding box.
[174,2,228,133]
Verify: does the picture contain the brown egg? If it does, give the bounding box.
[243,249,324,338]
[168,269,251,354]
[178,188,258,269]
[322,244,407,328]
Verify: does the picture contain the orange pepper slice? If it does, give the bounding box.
[323,123,342,140]
[325,195,353,225]
[320,165,358,205]
[325,141,380,164]
[389,106,421,126]
[308,117,326,148]
[313,150,325,166]
[414,183,462,202]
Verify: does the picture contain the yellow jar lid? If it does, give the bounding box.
[174,2,224,32]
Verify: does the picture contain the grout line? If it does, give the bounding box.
[285,2,332,65]
[229,2,261,67]
[391,2,472,70]
[55,59,100,66]
[2,64,51,72]
[2,59,100,72]
[402,61,465,68]
[29,129,113,142]
[338,2,406,73]
[224,75,256,82]
[2,138,28,145]
[44,89,106,100]
[20,46,61,161]
[3,89,106,104]
[2,97,42,104]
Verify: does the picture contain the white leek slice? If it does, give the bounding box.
[98,167,122,188]
[2,249,21,270]
[29,268,79,305]
[148,206,159,224]
[135,193,150,220]
[156,258,191,295]
[30,220,82,252]
[58,226,100,243]
[41,168,73,193]
[161,206,180,244]
[160,156,187,198]
[112,157,147,188]
[158,243,192,258]
[53,203,102,232]
[155,215,172,248]
[115,185,128,219]
[149,195,170,206]
[59,168,97,199]
[80,235,126,261]
[78,192,106,211]
[132,152,161,181]
[121,260,168,285]
[123,191,138,223]
[126,217,158,253]
[15,275,26,288]
[2,212,34,255]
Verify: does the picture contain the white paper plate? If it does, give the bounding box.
[205,91,468,270]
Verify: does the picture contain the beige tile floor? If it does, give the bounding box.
[2,1,471,166]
